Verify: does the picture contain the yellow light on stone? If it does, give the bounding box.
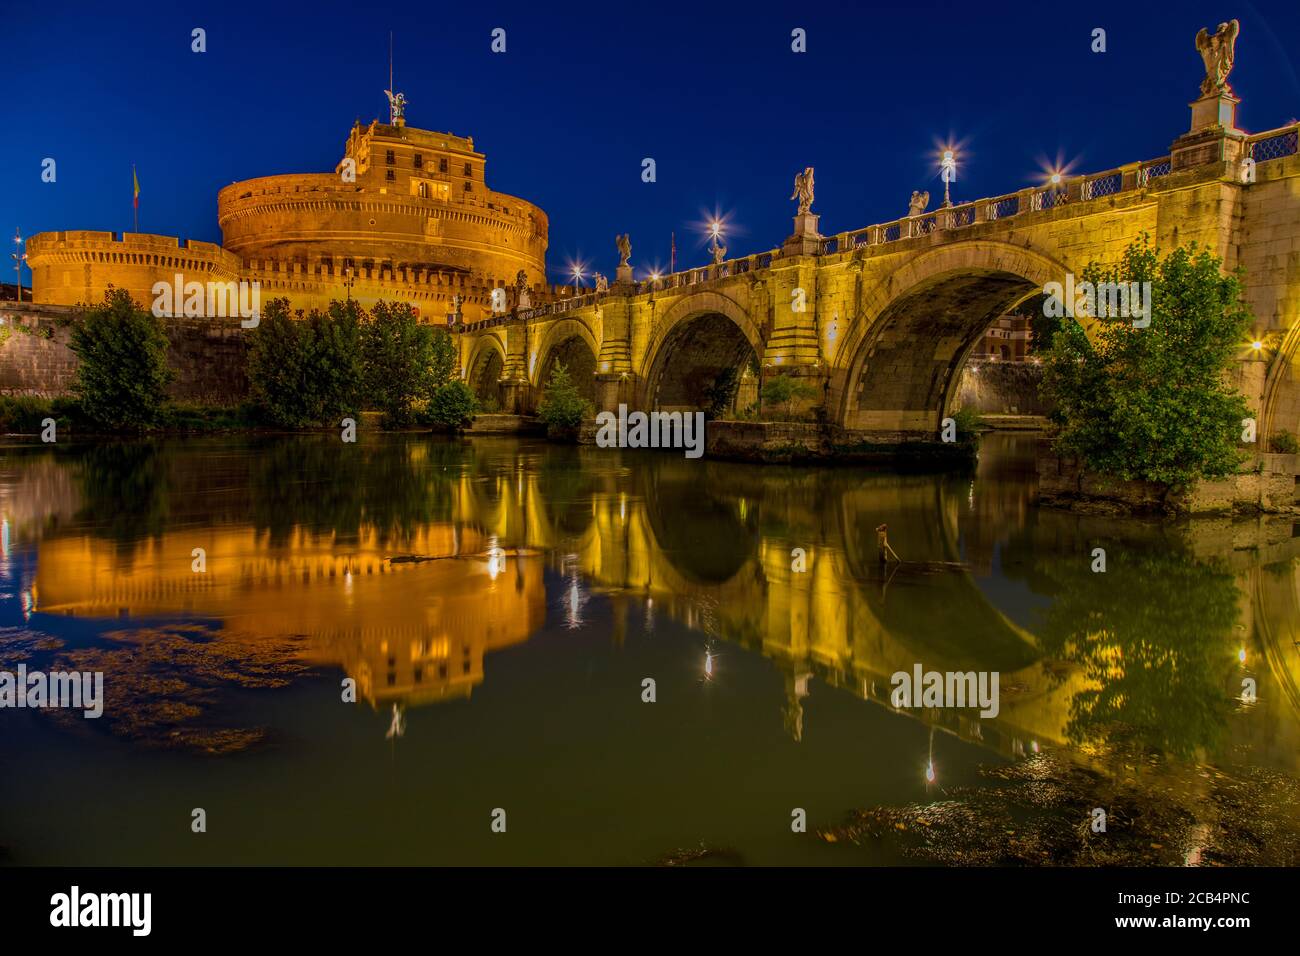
[1251,340,1263,351]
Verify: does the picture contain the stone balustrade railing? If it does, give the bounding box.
[461,124,1300,331]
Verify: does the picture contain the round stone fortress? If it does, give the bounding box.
[26,115,551,324]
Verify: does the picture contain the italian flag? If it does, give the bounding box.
[133,166,139,209]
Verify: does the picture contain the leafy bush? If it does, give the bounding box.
[1269,430,1300,455]
[68,288,172,430]
[1042,237,1252,487]
[363,300,436,427]
[760,373,818,420]
[536,361,592,438]
[949,406,982,437]
[426,380,478,430]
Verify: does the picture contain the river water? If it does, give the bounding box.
[2,433,1298,865]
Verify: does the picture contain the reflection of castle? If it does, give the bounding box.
[33,525,544,708]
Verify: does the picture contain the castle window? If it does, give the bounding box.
[414,154,423,169]
[463,163,472,176]
[439,158,447,173]
[386,169,395,181]
[464,181,472,192]
[418,182,429,198]
[386,150,395,165]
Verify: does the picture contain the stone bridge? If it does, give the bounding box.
[461,111,1300,442]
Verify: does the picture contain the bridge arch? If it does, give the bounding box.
[833,241,1070,432]
[640,290,763,412]
[464,333,506,407]
[533,318,599,405]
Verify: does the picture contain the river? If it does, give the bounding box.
[1,433,1298,865]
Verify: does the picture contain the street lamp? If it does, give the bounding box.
[708,218,725,265]
[11,229,27,303]
[940,147,958,207]
[570,264,584,294]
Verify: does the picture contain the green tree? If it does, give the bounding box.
[760,373,817,420]
[307,299,365,422]
[1041,237,1252,486]
[68,287,172,430]
[246,298,315,427]
[363,300,435,427]
[429,327,456,389]
[703,366,740,419]
[427,380,479,430]
[536,361,592,438]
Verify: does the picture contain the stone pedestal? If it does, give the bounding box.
[1171,91,1247,172]
[782,213,821,257]
[1190,90,1240,132]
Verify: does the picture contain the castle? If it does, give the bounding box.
[24,108,555,325]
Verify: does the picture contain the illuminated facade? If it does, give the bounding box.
[25,115,551,325]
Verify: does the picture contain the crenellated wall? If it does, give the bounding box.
[26,119,552,325]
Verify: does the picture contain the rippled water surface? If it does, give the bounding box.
[2,433,1298,865]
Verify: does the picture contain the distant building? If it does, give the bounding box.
[973,313,1033,361]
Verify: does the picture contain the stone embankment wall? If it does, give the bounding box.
[1038,454,1299,514]
[0,307,248,405]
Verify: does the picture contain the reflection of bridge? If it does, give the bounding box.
[463,95,1300,442]
[13,437,1300,770]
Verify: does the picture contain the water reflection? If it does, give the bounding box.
[2,434,1299,777]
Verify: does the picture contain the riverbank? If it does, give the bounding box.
[1038,453,1300,516]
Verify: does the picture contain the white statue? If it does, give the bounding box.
[790,167,815,215]
[616,233,631,267]
[384,89,407,122]
[594,272,609,293]
[1195,20,1239,97]
[712,242,727,266]
[908,190,930,217]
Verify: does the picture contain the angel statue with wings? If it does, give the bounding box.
[616,233,631,268]
[790,167,815,215]
[1195,20,1239,97]
[384,89,407,123]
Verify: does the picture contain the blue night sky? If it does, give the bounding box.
[4,0,1299,284]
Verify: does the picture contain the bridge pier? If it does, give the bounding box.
[595,372,635,413]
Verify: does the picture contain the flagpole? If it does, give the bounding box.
[132,164,138,233]
[670,230,675,274]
